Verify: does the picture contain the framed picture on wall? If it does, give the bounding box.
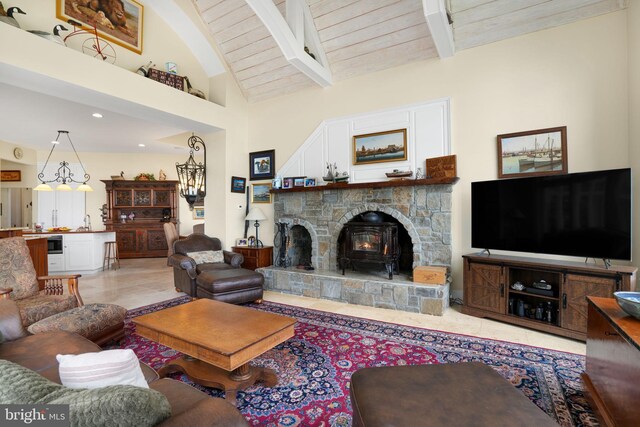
[497,126,567,179]
[0,170,21,182]
[56,0,144,54]
[249,149,275,181]
[193,207,205,219]
[251,183,272,203]
[230,176,246,193]
[353,129,407,165]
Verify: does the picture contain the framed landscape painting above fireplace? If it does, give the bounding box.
[353,129,407,165]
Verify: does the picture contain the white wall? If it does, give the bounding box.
[247,11,630,295]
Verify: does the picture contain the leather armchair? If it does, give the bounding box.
[168,234,244,296]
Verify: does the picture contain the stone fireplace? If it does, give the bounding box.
[258,181,455,315]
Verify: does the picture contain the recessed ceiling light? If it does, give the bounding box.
[51,140,59,144]
[138,144,145,147]
[92,113,103,118]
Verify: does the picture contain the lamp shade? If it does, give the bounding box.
[245,206,267,221]
[76,183,93,192]
[56,183,72,191]
[33,183,53,192]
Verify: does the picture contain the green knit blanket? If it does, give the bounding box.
[0,359,171,427]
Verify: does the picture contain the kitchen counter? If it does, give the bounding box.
[0,228,28,238]
[23,231,116,273]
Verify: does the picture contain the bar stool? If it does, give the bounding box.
[103,241,120,271]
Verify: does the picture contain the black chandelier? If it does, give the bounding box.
[34,130,92,192]
[176,134,206,210]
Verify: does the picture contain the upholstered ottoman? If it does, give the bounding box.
[195,268,264,304]
[27,304,127,346]
[350,362,556,427]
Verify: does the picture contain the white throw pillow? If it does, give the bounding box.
[186,250,224,264]
[56,349,148,389]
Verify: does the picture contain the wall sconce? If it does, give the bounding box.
[245,206,267,247]
[176,134,206,210]
[33,130,92,192]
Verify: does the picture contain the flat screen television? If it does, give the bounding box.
[471,168,632,260]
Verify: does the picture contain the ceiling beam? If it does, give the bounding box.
[146,0,226,77]
[246,0,332,87]
[422,0,455,58]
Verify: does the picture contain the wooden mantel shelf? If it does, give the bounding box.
[270,177,459,193]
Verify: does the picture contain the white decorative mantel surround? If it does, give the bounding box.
[276,98,451,184]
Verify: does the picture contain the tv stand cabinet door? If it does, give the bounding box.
[561,274,616,334]
[465,263,505,314]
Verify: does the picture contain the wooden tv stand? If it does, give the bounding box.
[462,253,637,341]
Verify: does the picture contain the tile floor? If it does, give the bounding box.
[82,258,585,355]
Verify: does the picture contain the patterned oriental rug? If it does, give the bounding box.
[114,297,597,427]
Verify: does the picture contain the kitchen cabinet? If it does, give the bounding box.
[24,232,115,273]
[64,233,95,271]
[37,191,85,229]
[462,253,637,341]
[102,180,178,258]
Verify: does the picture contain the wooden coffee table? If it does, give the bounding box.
[133,299,296,405]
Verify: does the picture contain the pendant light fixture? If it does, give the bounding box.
[176,134,206,210]
[34,130,93,192]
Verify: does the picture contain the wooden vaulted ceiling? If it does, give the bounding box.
[193,0,627,103]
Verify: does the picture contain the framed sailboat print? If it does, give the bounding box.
[497,126,567,179]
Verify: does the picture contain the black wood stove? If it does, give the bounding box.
[339,222,399,279]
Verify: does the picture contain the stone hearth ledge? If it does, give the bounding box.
[257,267,449,316]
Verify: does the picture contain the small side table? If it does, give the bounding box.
[231,246,273,270]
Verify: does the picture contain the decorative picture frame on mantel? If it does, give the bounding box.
[497,126,567,179]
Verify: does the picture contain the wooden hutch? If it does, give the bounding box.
[101,180,178,258]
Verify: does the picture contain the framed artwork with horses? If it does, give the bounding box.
[57,0,144,54]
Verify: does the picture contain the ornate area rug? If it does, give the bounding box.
[116,297,596,427]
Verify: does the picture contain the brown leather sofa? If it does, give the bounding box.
[0,299,249,427]
[168,234,263,304]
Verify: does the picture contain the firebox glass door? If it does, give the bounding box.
[352,232,381,252]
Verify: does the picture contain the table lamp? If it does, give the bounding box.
[245,206,267,247]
